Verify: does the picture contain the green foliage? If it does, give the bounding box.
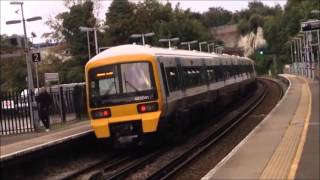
[236,1,282,35]
[0,57,27,91]
[58,55,87,83]
[202,7,233,27]
[1,34,28,91]
[60,1,96,56]
[105,0,136,45]
[249,14,264,34]
[105,0,211,48]
[234,0,318,74]
[238,19,250,35]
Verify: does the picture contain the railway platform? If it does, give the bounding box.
[202,74,319,180]
[0,120,92,162]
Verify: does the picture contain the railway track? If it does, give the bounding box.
[144,79,281,180]
[60,153,130,179]
[60,79,283,180]
[60,147,166,179]
[106,79,281,180]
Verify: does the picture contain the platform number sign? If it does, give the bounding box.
[32,52,41,62]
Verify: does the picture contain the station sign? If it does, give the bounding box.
[45,73,59,83]
[31,52,41,62]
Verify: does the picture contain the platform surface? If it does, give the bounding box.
[202,74,319,180]
[0,120,92,162]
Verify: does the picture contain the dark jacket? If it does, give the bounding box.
[36,91,52,110]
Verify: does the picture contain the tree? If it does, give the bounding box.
[202,7,232,27]
[104,0,211,47]
[249,14,264,33]
[1,34,29,91]
[105,0,135,45]
[238,19,250,35]
[44,13,65,43]
[61,1,96,56]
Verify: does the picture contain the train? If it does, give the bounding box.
[85,44,256,144]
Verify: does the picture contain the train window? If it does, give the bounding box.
[234,65,238,77]
[89,64,120,98]
[214,66,223,81]
[206,67,216,83]
[166,67,181,91]
[250,65,254,73]
[160,63,169,96]
[181,67,189,88]
[230,65,236,78]
[121,63,154,93]
[194,67,202,86]
[182,67,195,88]
[226,65,231,78]
[89,62,157,108]
[200,66,207,84]
[241,65,245,75]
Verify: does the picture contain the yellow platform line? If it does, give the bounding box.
[260,77,311,180]
[287,78,312,179]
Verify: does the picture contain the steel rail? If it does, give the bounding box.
[146,80,277,180]
[105,149,167,180]
[61,155,130,180]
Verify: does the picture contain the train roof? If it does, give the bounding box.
[89,44,253,63]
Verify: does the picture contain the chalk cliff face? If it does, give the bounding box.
[211,25,267,57]
[238,27,267,57]
[210,24,240,48]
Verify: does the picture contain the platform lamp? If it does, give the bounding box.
[6,1,42,129]
[199,41,207,52]
[79,25,109,57]
[131,32,155,45]
[208,43,215,53]
[181,40,198,51]
[159,37,179,48]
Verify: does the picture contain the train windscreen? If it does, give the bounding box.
[89,62,157,108]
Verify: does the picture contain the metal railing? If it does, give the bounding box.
[0,85,87,135]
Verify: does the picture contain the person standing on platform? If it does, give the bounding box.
[36,87,53,131]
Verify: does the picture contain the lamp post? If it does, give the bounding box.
[297,33,307,76]
[289,41,295,73]
[6,1,42,129]
[215,45,224,54]
[208,43,215,53]
[130,32,155,45]
[79,27,91,59]
[293,38,300,75]
[180,40,198,50]
[159,37,179,48]
[199,41,207,52]
[79,25,109,56]
[30,32,40,90]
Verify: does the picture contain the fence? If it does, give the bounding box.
[0,85,87,135]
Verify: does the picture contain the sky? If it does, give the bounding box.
[0,0,287,43]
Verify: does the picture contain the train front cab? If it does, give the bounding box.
[85,55,163,142]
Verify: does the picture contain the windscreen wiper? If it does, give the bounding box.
[123,72,140,93]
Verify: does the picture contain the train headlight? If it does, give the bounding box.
[137,102,159,113]
[91,108,111,119]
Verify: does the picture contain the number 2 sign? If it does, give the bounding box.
[32,52,41,62]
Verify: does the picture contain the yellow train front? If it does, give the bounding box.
[85,44,256,144]
[85,46,163,143]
